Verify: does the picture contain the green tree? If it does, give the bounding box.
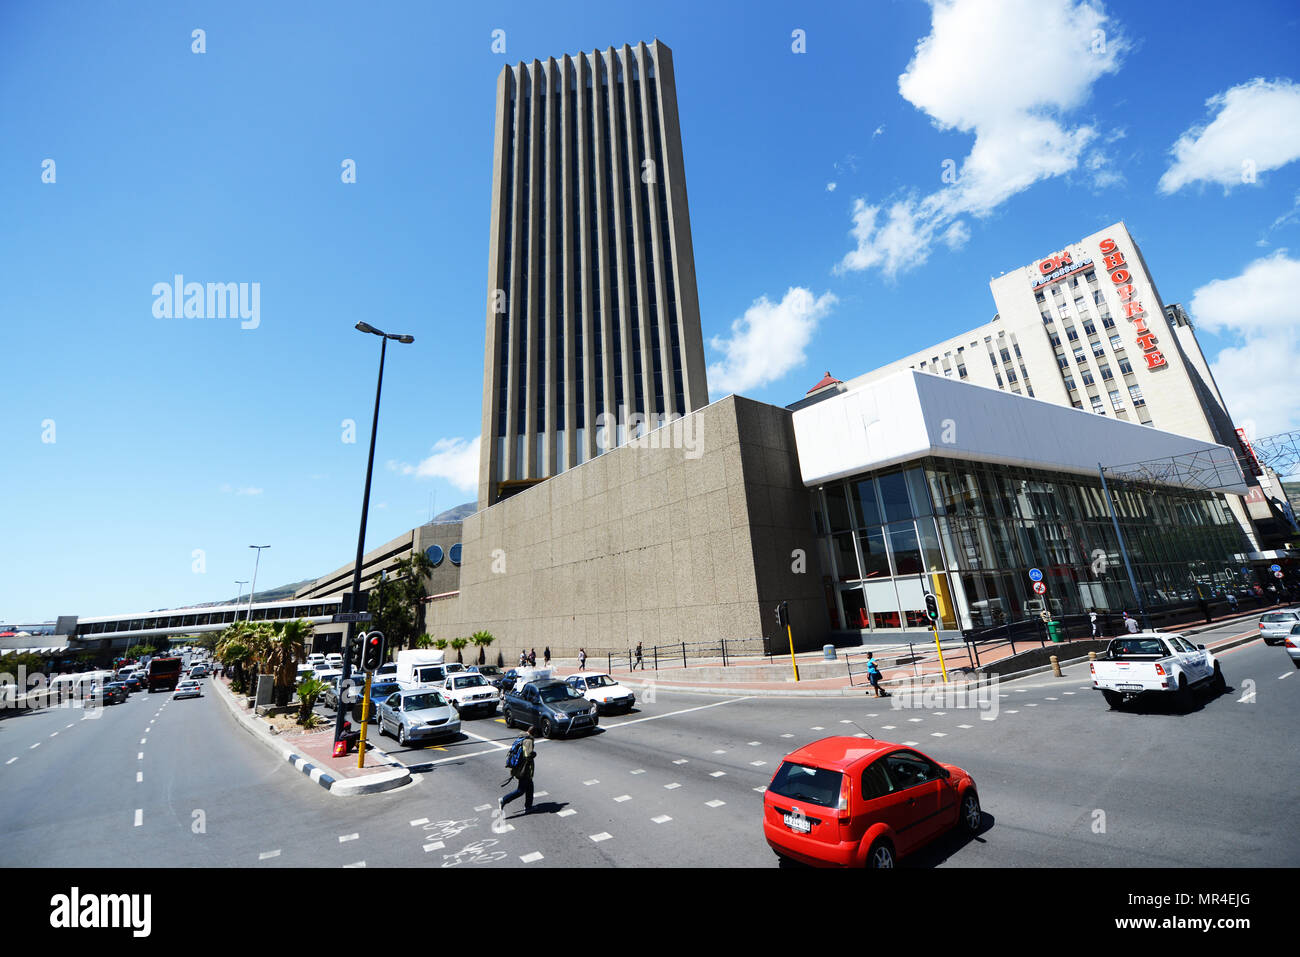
[266,619,313,707]
[366,551,436,656]
[414,634,435,649]
[124,644,157,660]
[471,630,495,665]
[433,638,448,652]
[295,676,328,726]
[450,637,468,664]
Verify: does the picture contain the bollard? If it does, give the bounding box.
[1050,655,1062,678]
[681,642,687,669]
[722,639,728,667]
[1088,651,1097,661]
[822,644,837,661]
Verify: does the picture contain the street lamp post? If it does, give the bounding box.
[334,322,415,748]
[247,545,270,623]
[234,580,249,607]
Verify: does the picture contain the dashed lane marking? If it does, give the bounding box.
[49,732,58,738]
[713,749,727,754]
[136,772,143,783]
[259,850,281,860]
[934,712,947,716]
[664,783,681,790]
[750,760,767,767]
[343,861,366,868]
[810,726,824,731]
[672,759,688,765]
[557,809,576,817]
[134,809,143,827]
[1045,697,1058,701]
[907,718,923,723]
[1005,710,1019,714]
[753,786,767,793]
[1026,703,1039,707]
[958,724,973,729]
[535,790,549,797]
[6,758,17,765]
[705,800,725,808]
[1063,692,1076,695]
[880,725,896,730]
[29,743,40,750]
[520,852,544,863]
[583,779,599,786]
[710,771,726,777]
[474,804,492,812]
[839,720,853,724]
[423,842,445,852]
[652,815,672,824]
[339,833,359,843]
[748,741,761,746]
[614,795,631,802]
[66,724,74,729]
[137,752,144,760]
[410,818,429,827]
[1281,673,1294,680]
[589,833,612,843]
[631,769,646,774]
[140,738,147,744]
[780,733,794,738]
[931,732,947,737]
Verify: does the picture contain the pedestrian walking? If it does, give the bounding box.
[1226,593,1238,613]
[499,726,537,815]
[1089,610,1098,638]
[864,652,889,697]
[633,642,644,670]
[1198,597,1211,624]
[543,646,551,667]
[528,648,537,667]
[1123,612,1139,634]
[519,650,527,667]
[578,648,587,671]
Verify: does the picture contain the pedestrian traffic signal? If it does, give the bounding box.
[924,594,939,622]
[363,631,384,671]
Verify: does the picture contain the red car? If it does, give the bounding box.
[763,737,981,868]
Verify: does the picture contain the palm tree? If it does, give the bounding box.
[295,676,328,725]
[414,634,435,649]
[471,630,495,665]
[266,619,313,707]
[450,637,468,664]
[433,638,448,652]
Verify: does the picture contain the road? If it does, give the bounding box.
[2,619,1296,868]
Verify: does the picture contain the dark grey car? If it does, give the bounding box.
[501,679,598,738]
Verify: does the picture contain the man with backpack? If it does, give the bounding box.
[499,726,537,816]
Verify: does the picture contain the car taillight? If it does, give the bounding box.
[1154,664,1166,676]
[837,775,851,814]
[1287,640,1296,649]
[1259,623,1265,629]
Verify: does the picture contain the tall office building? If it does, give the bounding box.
[478,40,709,508]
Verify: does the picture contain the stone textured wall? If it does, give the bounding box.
[427,395,833,657]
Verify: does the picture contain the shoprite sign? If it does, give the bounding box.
[1032,249,1093,289]
[1098,237,1167,371]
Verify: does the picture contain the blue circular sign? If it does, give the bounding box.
[449,543,462,566]
[425,545,444,567]
[1028,568,1043,582]
[1270,564,1282,572]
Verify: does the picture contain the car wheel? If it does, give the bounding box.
[1101,689,1123,710]
[960,791,981,833]
[541,718,555,739]
[1211,662,1226,694]
[865,839,896,869]
[398,724,408,747]
[1177,675,1194,713]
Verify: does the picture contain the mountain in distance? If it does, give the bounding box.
[428,501,475,524]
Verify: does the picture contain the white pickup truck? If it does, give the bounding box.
[1089,632,1226,711]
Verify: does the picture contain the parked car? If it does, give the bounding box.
[374,662,398,682]
[763,737,981,868]
[501,679,597,738]
[1285,624,1300,669]
[353,681,403,723]
[1258,611,1300,645]
[565,672,636,714]
[441,672,500,718]
[376,688,461,747]
[306,653,326,667]
[172,680,203,700]
[326,653,343,668]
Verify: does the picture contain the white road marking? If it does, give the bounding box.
[534,790,549,797]
[630,769,645,774]
[1063,692,1076,696]
[339,833,359,843]
[259,850,281,860]
[810,726,824,731]
[614,794,631,802]
[931,732,947,737]
[608,696,754,731]
[49,732,58,738]
[134,809,143,827]
[866,714,878,718]
[137,752,144,759]
[140,738,147,744]
[6,758,17,765]
[1015,689,1027,693]
[520,851,544,863]
[672,759,688,765]
[66,724,74,730]
[461,728,509,750]
[1045,697,1058,701]
[557,809,577,817]
[705,799,725,808]
[903,741,919,746]
[748,740,761,745]
[958,724,973,729]
[664,782,681,790]
[424,841,445,852]
[840,720,853,724]
[1281,673,1294,680]
[781,733,794,738]
[136,772,143,783]
[750,760,767,767]
[934,712,946,716]
[343,861,366,868]
[880,725,896,730]
[474,804,492,812]
[753,786,767,793]
[1006,710,1019,714]
[710,771,726,777]
[589,832,612,843]
[410,818,429,827]
[29,743,40,750]
[713,749,727,754]
[651,815,672,824]
[1026,703,1039,707]
[583,779,599,786]
[907,718,923,723]
[999,694,1010,698]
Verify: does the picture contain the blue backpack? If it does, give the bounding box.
[505,737,526,773]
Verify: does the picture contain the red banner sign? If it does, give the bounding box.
[1099,237,1166,370]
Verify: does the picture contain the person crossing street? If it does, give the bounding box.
[499,726,537,816]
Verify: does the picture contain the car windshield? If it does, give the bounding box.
[538,684,580,703]
[404,693,445,711]
[372,683,400,697]
[767,762,844,809]
[1108,638,1167,657]
[452,675,487,689]
[1262,613,1297,622]
[585,675,614,688]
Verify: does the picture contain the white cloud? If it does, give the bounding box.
[1189,251,1300,437]
[707,287,838,395]
[391,437,480,492]
[872,125,885,138]
[1159,78,1300,194]
[837,0,1127,278]
[826,182,837,192]
[1084,150,1125,189]
[219,484,263,496]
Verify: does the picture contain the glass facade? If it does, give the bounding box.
[817,457,1248,633]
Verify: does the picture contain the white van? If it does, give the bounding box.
[396,649,448,687]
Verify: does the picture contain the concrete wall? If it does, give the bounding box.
[428,395,832,657]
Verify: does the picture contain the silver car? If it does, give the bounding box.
[1286,624,1300,669]
[1258,610,1300,645]
[376,688,461,747]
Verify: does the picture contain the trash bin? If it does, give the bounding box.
[822,644,837,660]
[1047,620,1062,643]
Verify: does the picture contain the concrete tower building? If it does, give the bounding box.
[478,39,709,508]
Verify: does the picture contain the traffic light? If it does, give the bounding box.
[774,601,790,628]
[362,631,385,671]
[924,593,939,622]
[347,636,363,671]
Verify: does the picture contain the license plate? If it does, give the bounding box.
[784,814,811,834]
[1117,684,1144,691]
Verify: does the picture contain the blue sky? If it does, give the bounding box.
[3,0,1299,623]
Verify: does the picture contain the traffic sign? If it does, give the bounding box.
[331,612,373,623]
[1276,571,1285,579]
[1032,581,1046,595]
[1039,610,1052,622]
[1270,564,1282,572]
[1029,568,1043,582]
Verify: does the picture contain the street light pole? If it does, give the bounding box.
[234,580,248,607]
[246,546,270,623]
[334,323,414,748]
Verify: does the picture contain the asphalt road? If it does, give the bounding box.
[2,619,1296,868]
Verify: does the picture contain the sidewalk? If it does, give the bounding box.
[210,674,410,796]
[538,603,1278,698]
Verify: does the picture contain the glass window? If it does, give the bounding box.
[864,579,901,630]
[861,759,894,800]
[841,587,868,629]
[857,527,890,579]
[877,472,913,523]
[1129,384,1145,406]
[1119,357,1134,374]
[905,469,932,517]
[825,484,851,532]
[886,522,923,576]
[917,518,946,573]
[852,478,883,527]
[768,762,844,809]
[894,576,928,628]
[832,532,858,582]
[1109,333,1123,349]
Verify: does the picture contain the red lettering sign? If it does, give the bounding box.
[1110,269,1131,284]
[1103,252,1126,270]
[1115,283,1136,301]
[1132,317,1150,334]
[1038,251,1073,274]
[1098,238,1117,255]
[1101,236,1166,373]
[1123,301,1145,318]
[1135,333,1158,351]
[1144,351,1167,369]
